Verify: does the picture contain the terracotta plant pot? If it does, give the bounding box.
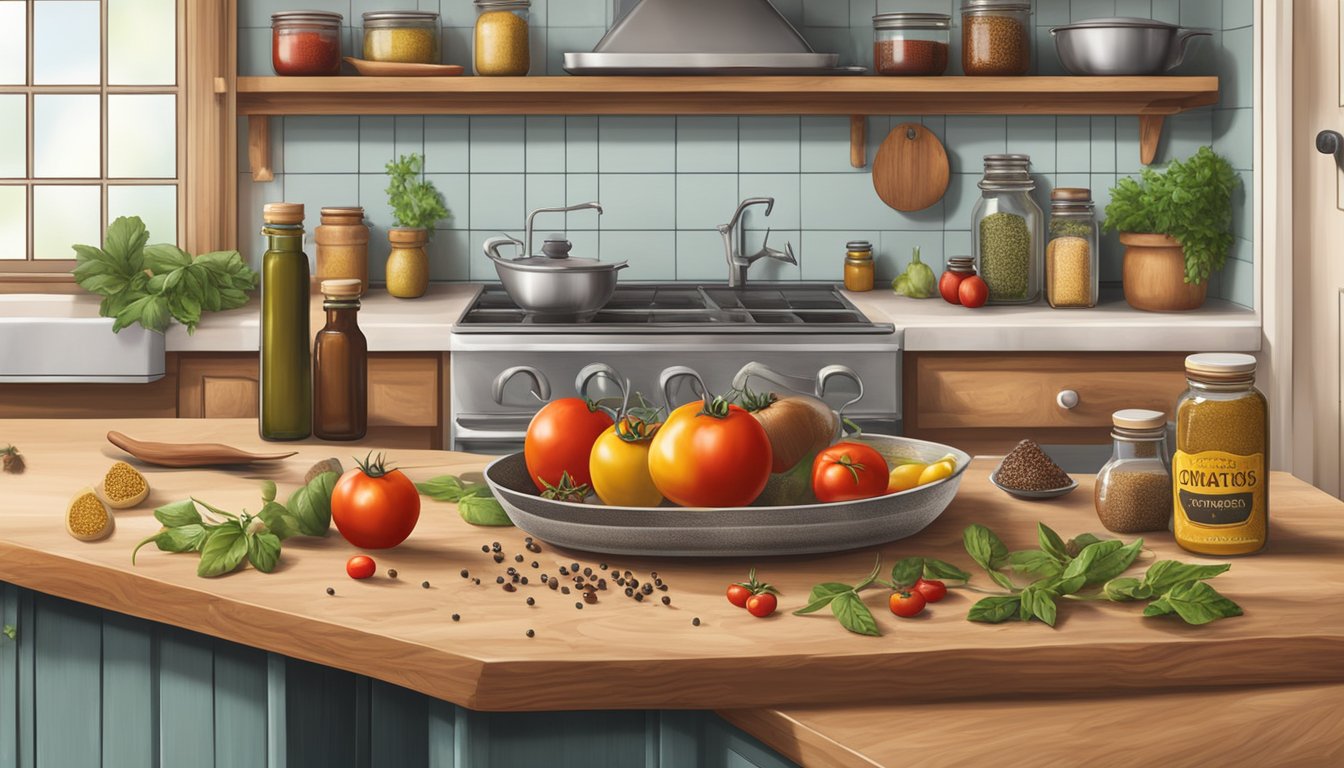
[386,227,429,299]
[1119,233,1208,312]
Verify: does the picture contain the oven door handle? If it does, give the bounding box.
[659,365,708,411]
[817,364,865,435]
[492,366,552,405]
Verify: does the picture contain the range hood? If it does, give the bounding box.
[563,0,860,75]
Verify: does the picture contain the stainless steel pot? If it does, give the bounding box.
[483,202,627,318]
[1051,17,1209,76]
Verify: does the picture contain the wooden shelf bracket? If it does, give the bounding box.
[248,115,273,182]
[850,116,866,169]
[1138,114,1165,165]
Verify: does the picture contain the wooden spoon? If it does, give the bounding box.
[872,122,951,212]
[107,431,298,468]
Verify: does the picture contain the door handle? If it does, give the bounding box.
[1317,130,1344,171]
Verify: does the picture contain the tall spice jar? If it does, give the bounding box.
[961,0,1032,75]
[1173,353,1268,555]
[271,11,343,76]
[872,13,951,76]
[313,279,368,441]
[843,240,875,292]
[1046,188,1099,308]
[314,207,370,295]
[259,203,312,441]
[1094,409,1172,533]
[474,0,530,76]
[972,154,1042,304]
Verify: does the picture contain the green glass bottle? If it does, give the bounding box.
[259,203,311,441]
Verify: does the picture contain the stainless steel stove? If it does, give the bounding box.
[448,283,902,452]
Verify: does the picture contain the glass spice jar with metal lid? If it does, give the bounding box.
[363,11,442,64]
[972,154,1042,304]
[474,0,531,76]
[1094,409,1172,534]
[873,13,951,76]
[1046,187,1100,309]
[961,0,1032,76]
[843,240,875,292]
[271,11,343,76]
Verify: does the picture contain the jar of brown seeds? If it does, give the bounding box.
[961,0,1032,76]
[1094,409,1172,534]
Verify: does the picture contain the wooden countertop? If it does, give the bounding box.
[1,419,1342,714]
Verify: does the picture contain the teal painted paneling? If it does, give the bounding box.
[16,590,33,768]
[34,598,102,768]
[483,710,648,768]
[159,628,216,768]
[0,585,18,768]
[214,643,270,768]
[102,613,157,768]
[284,658,358,766]
[370,679,429,768]
[426,699,456,768]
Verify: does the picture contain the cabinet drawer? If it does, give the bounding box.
[907,353,1189,431]
[368,356,440,428]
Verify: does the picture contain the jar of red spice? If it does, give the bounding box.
[272,11,343,76]
[873,13,951,76]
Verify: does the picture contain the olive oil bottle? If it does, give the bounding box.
[259,203,312,441]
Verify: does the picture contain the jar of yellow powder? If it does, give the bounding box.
[474,0,531,76]
[362,11,441,64]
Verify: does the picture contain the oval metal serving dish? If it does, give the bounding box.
[482,434,970,557]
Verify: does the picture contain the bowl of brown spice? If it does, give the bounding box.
[990,439,1077,499]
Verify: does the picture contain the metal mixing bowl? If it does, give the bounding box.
[1052,17,1209,76]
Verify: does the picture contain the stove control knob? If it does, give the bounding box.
[1056,389,1080,410]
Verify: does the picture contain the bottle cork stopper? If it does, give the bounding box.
[263,202,305,225]
[321,279,363,298]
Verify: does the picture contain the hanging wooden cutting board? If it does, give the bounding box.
[872,123,950,212]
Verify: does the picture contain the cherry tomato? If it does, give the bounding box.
[912,578,948,603]
[938,270,965,305]
[746,593,778,618]
[332,454,421,549]
[727,584,753,608]
[889,590,927,618]
[525,398,614,493]
[648,397,772,508]
[346,555,376,580]
[812,442,890,502]
[958,276,989,309]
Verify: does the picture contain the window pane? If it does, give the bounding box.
[108,185,176,244]
[34,94,100,178]
[0,2,25,85]
[108,94,176,178]
[0,95,24,177]
[109,0,176,85]
[33,1,101,85]
[33,185,100,260]
[0,186,25,259]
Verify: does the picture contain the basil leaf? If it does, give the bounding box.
[1084,538,1143,586]
[154,499,202,527]
[1058,539,1122,589]
[257,501,301,541]
[143,243,192,273]
[1151,581,1243,625]
[794,594,843,615]
[192,497,237,521]
[923,559,971,582]
[890,557,924,589]
[105,216,149,267]
[260,480,277,504]
[458,494,512,526]
[417,475,487,502]
[247,532,282,574]
[1007,550,1064,579]
[809,582,855,603]
[287,471,338,536]
[1018,584,1058,627]
[1037,523,1069,563]
[968,596,1022,624]
[1066,533,1110,558]
[988,570,1018,591]
[1141,561,1231,595]
[830,592,880,637]
[197,525,248,578]
[1103,577,1152,602]
[1142,597,1175,617]
[963,524,1009,572]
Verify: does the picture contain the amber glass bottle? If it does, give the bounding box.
[313,279,368,441]
[260,203,311,441]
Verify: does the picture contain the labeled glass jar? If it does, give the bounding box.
[271,11,343,76]
[474,0,531,76]
[315,207,370,295]
[961,0,1032,76]
[1174,354,1268,556]
[1046,188,1099,308]
[313,279,368,442]
[873,13,951,76]
[1094,409,1172,534]
[843,240,875,292]
[362,11,442,64]
[972,154,1042,304]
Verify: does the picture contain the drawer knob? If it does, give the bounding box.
[1056,389,1080,410]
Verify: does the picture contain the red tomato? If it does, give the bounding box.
[938,270,965,305]
[746,593,778,618]
[912,578,948,603]
[889,590,927,618]
[524,398,614,492]
[346,555,376,580]
[727,584,753,608]
[958,276,989,308]
[647,397,772,507]
[812,442,890,502]
[331,454,421,549]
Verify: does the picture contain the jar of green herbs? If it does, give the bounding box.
[972,154,1042,304]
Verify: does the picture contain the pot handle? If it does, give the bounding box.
[1165,29,1211,71]
[731,361,815,398]
[659,365,709,412]
[492,365,551,406]
[483,235,525,264]
[817,365,865,436]
[576,363,626,403]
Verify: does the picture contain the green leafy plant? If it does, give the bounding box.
[1102,146,1241,284]
[417,474,512,526]
[72,216,258,334]
[385,153,451,234]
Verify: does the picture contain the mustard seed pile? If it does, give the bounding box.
[995,440,1073,491]
[67,491,114,541]
[102,462,148,504]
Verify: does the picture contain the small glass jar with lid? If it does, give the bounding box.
[972,154,1042,304]
[474,0,531,76]
[315,207,370,295]
[1046,188,1100,309]
[961,0,1032,76]
[872,13,951,76]
[271,11,343,76]
[1094,409,1172,534]
[843,240,875,292]
[362,11,442,64]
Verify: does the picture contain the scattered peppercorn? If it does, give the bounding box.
[515,554,524,562]
[326,587,335,595]
[504,583,516,592]
[526,597,535,606]
[497,576,506,584]
[583,592,597,605]
[481,545,490,553]
[460,569,469,578]
[625,587,634,597]
[583,567,592,576]
[548,580,559,590]
[561,586,571,595]
[599,563,608,570]
[507,567,517,575]
[641,583,653,595]
[570,562,580,572]
[422,581,430,589]
[493,553,505,563]
[661,596,671,605]
[473,578,481,585]
[559,566,569,576]
[531,561,539,568]
[541,574,549,583]
[388,569,398,579]
[452,614,460,621]
[692,618,701,626]
[635,593,644,602]
[575,602,583,610]
[526,629,535,638]
[520,577,529,585]
[597,579,607,590]
[657,584,668,592]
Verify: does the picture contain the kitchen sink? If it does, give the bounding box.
[0,294,166,383]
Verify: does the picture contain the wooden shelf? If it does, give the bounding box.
[236,75,1219,178]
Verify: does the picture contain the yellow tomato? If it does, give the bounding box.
[917,459,956,486]
[887,462,927,493]
[589,419,665,508]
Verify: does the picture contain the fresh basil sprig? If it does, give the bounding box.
[417,474,513,527]
[793,556,883,636]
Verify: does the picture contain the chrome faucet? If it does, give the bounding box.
[718,197,797,289]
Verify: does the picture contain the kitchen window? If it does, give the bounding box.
[0,0,183,271]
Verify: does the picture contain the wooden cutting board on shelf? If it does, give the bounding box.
[872,122,950,212]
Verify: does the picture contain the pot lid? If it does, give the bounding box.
[1053,16,1179,31]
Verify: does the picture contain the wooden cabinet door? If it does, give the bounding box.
[178,355,259,419]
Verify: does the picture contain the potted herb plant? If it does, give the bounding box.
[384,153,451,299]
[1102,146,1239,312]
